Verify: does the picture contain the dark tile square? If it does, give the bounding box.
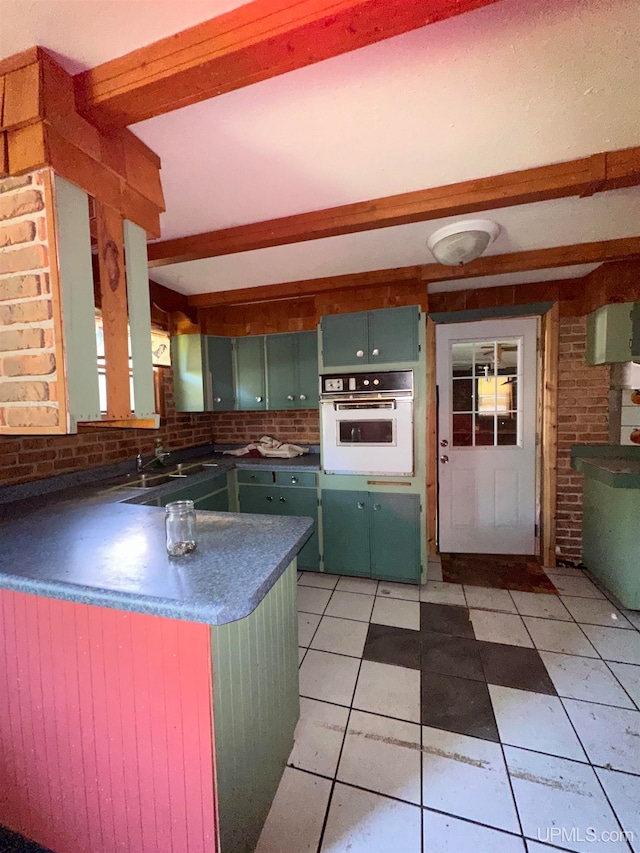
[363,622,420,670]
[420,602,475,639]
[478,641,557,695]
[421,671,499,741]
[421,632,485,681]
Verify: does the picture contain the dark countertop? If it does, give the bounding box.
[0,453,319,625]
[571,445,640,489]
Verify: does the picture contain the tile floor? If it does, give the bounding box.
[257,568,640,853]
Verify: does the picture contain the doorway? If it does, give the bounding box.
[435,317,538,555]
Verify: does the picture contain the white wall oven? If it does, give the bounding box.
[320,370,414,475]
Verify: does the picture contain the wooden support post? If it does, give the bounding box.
[95,201,131,420]
[541,303,559,567]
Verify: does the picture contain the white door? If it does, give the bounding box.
[436,318,538,554]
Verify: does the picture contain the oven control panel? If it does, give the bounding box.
[320,370,413,397]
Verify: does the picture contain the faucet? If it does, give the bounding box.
[136,440,171,472]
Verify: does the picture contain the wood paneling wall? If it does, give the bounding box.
[0,589,217,853]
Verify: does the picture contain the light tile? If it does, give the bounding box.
[540,652,634,709]
[421,727,519,833]
[623,610,640,630]
[545,575,606,599]
[595,768,640,853]
[420,581,466,606]
[298,649,360,706]
[546,566,589,578]
[353,659,421,723]
[511,591,572,621]
[298,572,339,590]
[320,783,421,853]
[581,625,640,664]
[563,698,640,775]
[464,586,517,613]
[560,596,632,629]
[608,662,640,708]
[310,615,369,657]
[288,697,349,777]
[297,585,332,615]
[255,767,331,853]
[377,581,420,601]
[298,612,321,647]
[489,685,586,761]
[427,560,444,582]
[505,746,628,853]
[523,617,598,657]
[423,811,526,853]
[469,610,533,647]
[338,710,421,804]
[371,597,420,630]
[298,647,306,665]
[325,590,374,622]
[336,576,378,595]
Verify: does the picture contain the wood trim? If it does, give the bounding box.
[74,0,501,129]
[148,147,640,266]
[0,131,7,176]
[95,201,131,420]
[541,303,559,567]
[79,417,160,429]
[425,317,438,557]
[0,47,41,78]
[189,267,422,308]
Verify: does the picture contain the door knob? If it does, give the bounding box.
[357,501,365,509]
[299,394,307,401]
[287,395,294,401]
[371,348,380,357]
[440,439,448,447]
[356,350,364,358]
[440,455,449,464]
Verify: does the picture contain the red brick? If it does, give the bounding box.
[0,274,42,301]
[0,220,36,248]
[0,300,51,325]
[0,175,32,195]
[4,406,59,428]
[0,189,44,221]
[0,328,44,352]
[0,244,48,275]
[1,353,55,376]
[0,381,50,402]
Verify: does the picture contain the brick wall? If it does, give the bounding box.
[211,409,320,446]
[556,316,609,563]
[0,170,61,431]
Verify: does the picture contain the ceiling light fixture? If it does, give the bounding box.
[427,219,501,266]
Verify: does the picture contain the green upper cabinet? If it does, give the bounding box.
[321,306,420,367]
[235,335,266,410]
[632,303,640,361]
[586,303,640,365]
[172,334,207,412]
[266,330,319,410]
[369,493,421,583]
[204,336,235,411]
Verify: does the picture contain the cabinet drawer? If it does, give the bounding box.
[159,473,228,505]
[274,471,317,488]
[237,469,274,485]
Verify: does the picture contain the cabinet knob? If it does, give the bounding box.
[373,503,381,511]
[291,476,298,484]
[287,394,295,401]
[440,455,449,464]
[356,350,364,358]
[251,474,258,480]
[214,396,221,403]
[440,439,449,448]
[266,495,273,501]
[299,394,307,401]
[357,501,365,509]
[255,396,263,403]
[371,348,380,357]
[279,496,286,503]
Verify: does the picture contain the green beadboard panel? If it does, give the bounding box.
[53,175,101,427]
[211,561,299,853]
[123,220,156,420]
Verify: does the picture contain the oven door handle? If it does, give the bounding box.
[332,399,397,411]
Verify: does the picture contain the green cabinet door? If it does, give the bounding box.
[238,484,277,515]
[322,489,370,576]
[586,303,635,365]
[171,334,206,412]
[205,336,235,411]
[296,331,319,409]
[276,486,319,570]
[370,493,421,583]
[321,312,369,368]
[235,335,266,410]
[266,333,297,410]
[368,306,420,364]
[631,302,640,360]
[196,490,229,512]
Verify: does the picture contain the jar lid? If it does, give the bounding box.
[165,500,195,512]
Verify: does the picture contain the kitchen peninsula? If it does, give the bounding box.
[0,473,313,853]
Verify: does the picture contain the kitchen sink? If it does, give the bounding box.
[104,472,175,489]
[168,463,206,477]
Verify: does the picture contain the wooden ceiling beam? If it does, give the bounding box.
[148,146,640,267]
[186,236,640,307]
[73,0,501,130]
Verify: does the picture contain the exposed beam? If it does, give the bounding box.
[74,0,501,130]
[148,146,640,267]
[186,236,640,307]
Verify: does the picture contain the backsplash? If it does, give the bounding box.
[211,410,320,446]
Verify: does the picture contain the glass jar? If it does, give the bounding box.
[165,500,197,556]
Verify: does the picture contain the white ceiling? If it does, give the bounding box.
[3,0,640,297]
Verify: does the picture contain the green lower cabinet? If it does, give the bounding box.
[238,484,277,515]
[196,490,229,512]
[322,490,371,576]
[276,486,319,570]
[322,489,421,582]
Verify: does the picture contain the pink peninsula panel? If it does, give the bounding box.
[0,589,218,853]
